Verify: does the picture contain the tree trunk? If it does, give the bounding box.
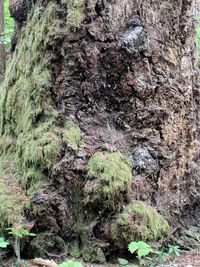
[0,0,199,262]
[0,0,5,80]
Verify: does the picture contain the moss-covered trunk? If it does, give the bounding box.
[0,0,199,262]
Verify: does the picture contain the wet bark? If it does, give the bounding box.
[2,0,200,261]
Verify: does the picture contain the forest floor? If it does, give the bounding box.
[2,250,198,267]
[163,250,200,267]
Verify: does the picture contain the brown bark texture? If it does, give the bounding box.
[48,0,200,227]
[2,0,200,260]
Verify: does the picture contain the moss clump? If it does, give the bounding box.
[81,244,106,264]
[110,201,170,249]
[70,240,82,258]
[30,232,67,257]
[85,151,132,208]
[16,120,81,189]
[61,0,84,27]
[63,119,81,151]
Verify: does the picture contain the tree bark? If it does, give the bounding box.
[0,0,199,262]
[0,0,5,80]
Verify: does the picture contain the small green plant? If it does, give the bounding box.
[7,226,36,262]
[168,244,181,257]
[153,249,167,263]
[7,227,36,238]
[128,241,154,266]
[126,241,182,266]
[128,241,153,258]
[58,261,84,267]
[0,237,9,248]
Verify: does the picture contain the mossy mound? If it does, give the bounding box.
[82,244,106,264]
[85,151,132,208]
[29,232,67,258]
[110,201,170,249]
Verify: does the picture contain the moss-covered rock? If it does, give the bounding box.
[85,151,132,208]
[110,201,170,249]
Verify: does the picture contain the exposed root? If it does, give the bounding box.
[31,258,57,267]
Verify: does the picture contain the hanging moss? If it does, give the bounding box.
[0,2,60,137]
[0,0,82,230]
[85,151,132,208]
[62,119,82,151]
[110,201,170,249]
[0,154,26,229]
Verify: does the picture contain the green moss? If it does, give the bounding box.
[131,201,170,239]
[63,119,81,151]
[110,201,170,249]
[85,151,132,208]
[61,0,84,27]
[27,202,47,218]
[67,182,106,263]
[0,154,24,229]
[30,232,67,257]
[0,3,60,137]
[70,240,81,258]
[81,244,106,264]
[0,1,82,230]
[0,135,15,150]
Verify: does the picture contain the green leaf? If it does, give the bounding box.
[168,245,181,256]
[128,242,139,254]
[28,233,37,236]
[137,247,151,258]
[129,241,152,258]
[0,237,9,248]
[118,258,129,265]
